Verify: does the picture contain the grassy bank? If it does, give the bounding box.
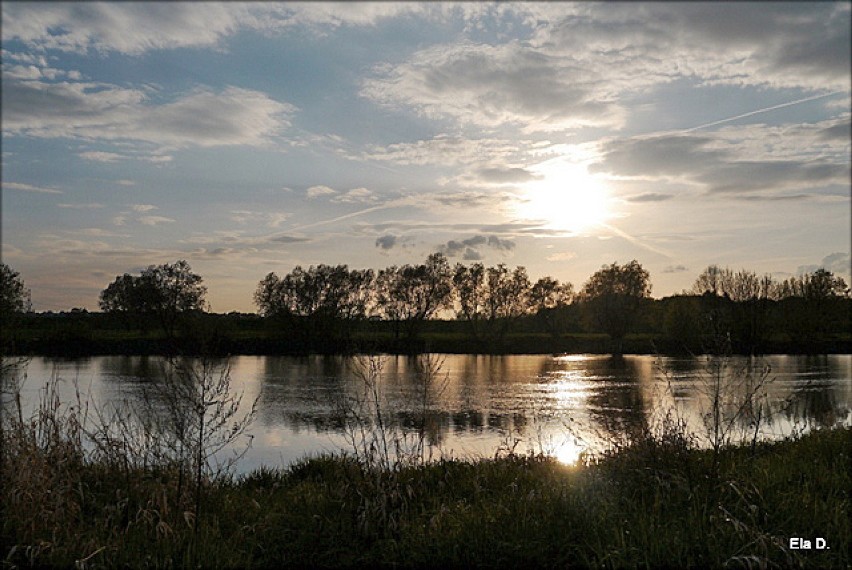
[2,416,848,568]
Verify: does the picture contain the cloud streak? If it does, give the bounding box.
[3,181,62,194]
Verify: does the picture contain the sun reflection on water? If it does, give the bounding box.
[553,437,586,466]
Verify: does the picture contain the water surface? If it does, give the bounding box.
[4,354,850,473]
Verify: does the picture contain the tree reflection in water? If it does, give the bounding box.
[9,354,851,472]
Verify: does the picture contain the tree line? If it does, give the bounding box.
[1,257,849,355]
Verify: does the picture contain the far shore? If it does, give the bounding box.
[6,331,852,358]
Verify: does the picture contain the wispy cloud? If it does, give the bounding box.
[3,181,62,194]
[138,215,175,226]
[230,210,291,228]
[57,203,105,209]
[625,193,673,203]
[131,204,158,213]
[79,151,125,163]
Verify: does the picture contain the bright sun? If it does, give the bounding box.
[515,160,610,234]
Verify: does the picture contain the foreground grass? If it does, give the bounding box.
[2,427,849,568]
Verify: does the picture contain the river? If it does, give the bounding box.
[3,354,850,473]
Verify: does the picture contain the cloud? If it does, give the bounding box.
[422,191,518,211]
[821,252,852,276]
[230,210,291,228]
[139,87,295,148]
[306,185,337,198]
[362,4,849,132]
[0,3,468,55]
[267,235,311,244]
[362,40,626,132]
[2,76,296,150]
[57,203,105,209]
[697,161,848,194]
[545,251,576,262]
[437,234,516,259]
[591,135,727,178]
[1,3,256,55]
[332,187,376,204]
[797,252,851,277]
[358,219,565,240]
[131,204,158,213]
[486,236,516,251]
[362,134,533,166]
[79,151,125,162]
[375,235,397,250]
[626,193,674,203]
[3,181,62,194]
[662,265,689,274]
[591,125,850,196]
[476,167,541,184]
[732,194,816,202]
[531,3,850,92]
[817,121,852,142]
[139,154,174,163]
[76,228,128,238]
[138,215,175,226]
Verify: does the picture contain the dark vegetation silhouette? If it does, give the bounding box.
[2,258,850,356]
[579,260,652,355]
[453,262,532,349]
[99,260,207,340]
[0,263,31,351]
[254,264,373,351]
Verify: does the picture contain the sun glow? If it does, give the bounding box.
[553,438,586,466]
[515,159,610,234]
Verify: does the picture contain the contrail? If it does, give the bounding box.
[598,222,673,260]
[286,196,417,232]
[682,90,846,133]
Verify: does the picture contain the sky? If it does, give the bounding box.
[2,2,850,313]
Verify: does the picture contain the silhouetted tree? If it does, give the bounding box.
[453,263,531,346]
[691,265,775,353]
[774,268,849,300]
[0,263,31,321]
[453,263,487,340]
[100,261,207,337]
[374,253,453,343]
[100,274,150,330]
[374,266,406,340]
[254,264,373,347]
[691,264,725,296]
[580,260,651,355]
[774,269,850,349]
[529,276,574,338]
[1,263,31,352]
